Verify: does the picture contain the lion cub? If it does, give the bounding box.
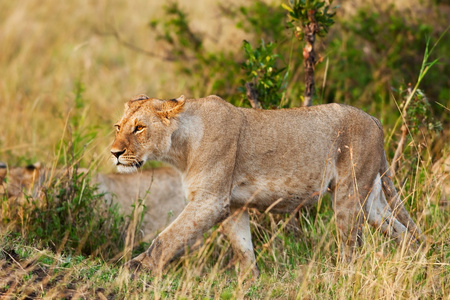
[112,94,423,277]
[0,163,186,237]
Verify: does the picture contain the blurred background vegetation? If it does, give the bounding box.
[0,1,449,297]
[0,0,448,170]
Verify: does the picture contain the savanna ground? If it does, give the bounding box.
[0,0,449,299]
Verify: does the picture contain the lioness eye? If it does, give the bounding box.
[115,125,120,132]
[135,125,145,133]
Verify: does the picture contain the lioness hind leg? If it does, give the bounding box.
[222,208,260,278]
[379,153,423,242]
[332,184,365,261]
[380,175,423,243]
[365,174,420,249]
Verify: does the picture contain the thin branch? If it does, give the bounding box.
[302,10,319,107]
[391,124,408,177]
[94,26,177,61]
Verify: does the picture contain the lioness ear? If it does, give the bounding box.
[131,94,150,101]
[157,95,186,125]
[125,94,150,109]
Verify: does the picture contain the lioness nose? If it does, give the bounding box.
[111,149,126,158]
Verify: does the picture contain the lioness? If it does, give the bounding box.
[111,94,423,277]
[0,163,186,236]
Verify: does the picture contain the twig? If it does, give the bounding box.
[391,124,408,177]
[245,83,262,109]
[391,84,414,177]
[1,249,25,271]
[94,26,176,61]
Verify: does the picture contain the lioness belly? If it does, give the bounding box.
[230,176,326,213]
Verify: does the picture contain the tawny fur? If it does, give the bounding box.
[111,94,423,277]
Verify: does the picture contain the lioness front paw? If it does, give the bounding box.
[125,252,155,275]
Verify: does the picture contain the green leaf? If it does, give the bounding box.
[281,3,294,13]
[315,2,325,9]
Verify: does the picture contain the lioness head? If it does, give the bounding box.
[111,94,185,173]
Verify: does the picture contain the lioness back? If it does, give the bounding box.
[182,96,384,212]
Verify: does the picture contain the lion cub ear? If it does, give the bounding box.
[25,162,41,171]
[157,95,186,125]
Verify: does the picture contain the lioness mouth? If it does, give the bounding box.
[134,161,144,168]
[116,161,144,168]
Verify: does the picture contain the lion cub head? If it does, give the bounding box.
[0,162,41,199]
[111,94,185,173]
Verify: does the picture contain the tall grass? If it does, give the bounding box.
[1,181,449,298]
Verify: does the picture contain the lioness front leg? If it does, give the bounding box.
[222,207,260,278]
[127,193,230,274]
